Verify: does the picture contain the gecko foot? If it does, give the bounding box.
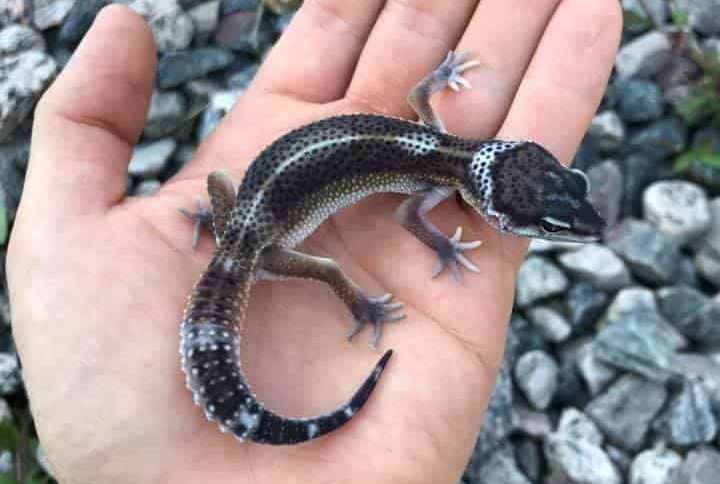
[347,293,406,349]
[432,226,482,283]
[179,196,213,250]
[438,51,481,92]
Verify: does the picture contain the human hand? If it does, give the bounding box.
[7,2,620,482]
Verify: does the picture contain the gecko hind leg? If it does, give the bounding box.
[179,171,237,249]
[407,50,481,132]
[259,246,406,348]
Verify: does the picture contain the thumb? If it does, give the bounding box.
[23,4,155,222]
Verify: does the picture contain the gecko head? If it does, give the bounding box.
[465,141,606,242]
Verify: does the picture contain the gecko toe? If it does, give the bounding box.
[431,226,482,281]
[180,197,214,250]
[347,293,406,347]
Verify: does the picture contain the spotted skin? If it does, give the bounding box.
[180,52,606,446]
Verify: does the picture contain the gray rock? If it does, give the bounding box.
[693,197,720,287]
[557,407,604,446]
[672,295,720,346]
[0,24,45,55]
[143,91,188,139]
[515,256,568,308]
[58,0,108,45]
[623,153,660,216]
[474,361,513,459]
[512,404,553,438]
[0,50,57,142]
[215,10,272,53]
[469,443,531,484]
[514,437,541,483]
[196,88,241,141]
[0,128,30,169]
[221,0,260,14]
[577,341,618,395]
[188,0,220,45]
[128,139,177,179]
[595,310,685,381]
[558,244,630,291]
[643,181,711,246]
[606,445,632,475]
[586,160,623,227]
[606,219,679,285]
[626,118,688,160]
[174,143,196,167]
[615,30,672,79]
[588,112,625,153]
[123,0,194,52]
[585,374,668,451]
[687,0,720,36]
[554,358,591,409]
[602,286,657,325]
[662,380,717,446]
[615,79,665,123]
[657,286,709,328]
[133,180,162,197]
[621,0,669,27]
[506,314,546,363]
[0,353,20,396]
[670,447,720,484]
[673,353,720,410]
[630,446,682,484]
[525,306,571,343]
[226,61,259,90]
[0,2,25,25]
[0,451,10,475]
[565,283,609,334]
[157,48,234,89]
[514,350,558,410]
[33,0,76,30]
[544,427,620,484]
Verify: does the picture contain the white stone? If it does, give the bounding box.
[643,181,711,246]
[615,30,671,79]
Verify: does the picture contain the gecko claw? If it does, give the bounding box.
[347,293,406,348]
[432,226,482,283]
[440,51,481,93]
[180,197,214,250]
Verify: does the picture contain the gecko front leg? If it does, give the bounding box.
[395,187,481,282]
[258,246,405,348]
[399,52,483,281]
[407,51,480,132]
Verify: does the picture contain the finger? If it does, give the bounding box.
[252,0,385,103]
[27,5,155,218]
[346,0,478,116]
[443,0,562,138]
[498,0,622,162]
[489,0,621,268]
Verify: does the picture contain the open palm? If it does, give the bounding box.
[8,2,620,483]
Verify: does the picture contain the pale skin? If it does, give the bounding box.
[7,2,620,483]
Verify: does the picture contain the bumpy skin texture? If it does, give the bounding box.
[181,113,605,445]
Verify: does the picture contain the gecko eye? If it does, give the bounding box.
[540,217,571,234]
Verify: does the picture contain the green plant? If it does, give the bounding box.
[0,410,53,484]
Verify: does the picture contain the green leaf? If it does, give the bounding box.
[622,8,652,30]
[0,474,17,484]
[0,421,21,451]
[673,151,696,173]
[0,207,8,246]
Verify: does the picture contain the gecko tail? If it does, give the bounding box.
[248,349,393,445]
[181,315,392,445]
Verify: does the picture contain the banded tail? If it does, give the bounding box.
[179,255,393,445]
